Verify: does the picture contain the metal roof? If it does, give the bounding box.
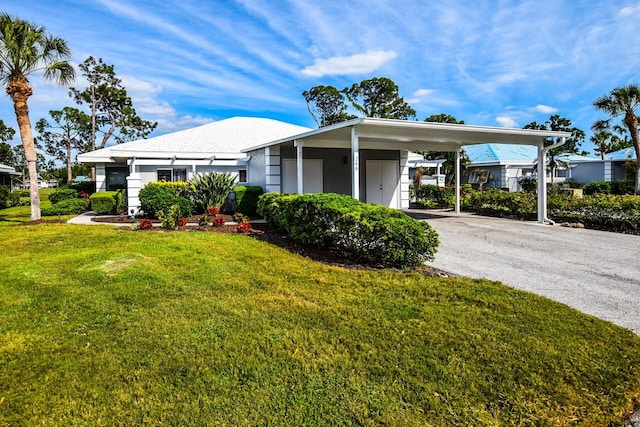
[78,117,312,163]
[243,117,572,152]
[605,146,637,161]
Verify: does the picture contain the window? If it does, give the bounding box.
[238,169,247,183]
[157,168,187,182]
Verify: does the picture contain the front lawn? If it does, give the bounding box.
[1,223,639,425]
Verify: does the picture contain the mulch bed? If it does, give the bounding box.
[89,214,451,277]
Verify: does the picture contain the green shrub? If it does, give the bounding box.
[610,179,635,195]
[257,193,439,268]
[467,189,537,219]
[68,181,96,195]
[139,182,194,218]
[518,176,537,192]
[0,185,8,209]
[412,184,454,208]
[190,172,237,213]
[8,190,29,206]
[584,181,612,195]
[41,198,90,216]
[158,204,183,230]
[234,185,264,216]
[549,193,640,233]
[90,191,125,215]
[49,188,78,204]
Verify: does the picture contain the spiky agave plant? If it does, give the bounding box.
[189,172,237,212]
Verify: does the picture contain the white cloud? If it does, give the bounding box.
[619,3,640,17]
[412,88,435,98]
[496,116,519,128]
[301,50,397,77]
[531,104,558,114]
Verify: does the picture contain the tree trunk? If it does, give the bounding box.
[623,111,640,194]
[66,140,73,183]
[8,78,40,220]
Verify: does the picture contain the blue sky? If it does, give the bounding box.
[2,0,640,155]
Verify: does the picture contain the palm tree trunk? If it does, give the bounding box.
[623,111,640,194]
[8,80,40,220]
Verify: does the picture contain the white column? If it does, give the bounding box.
[126,158,141,214]
[351,127,360,201]
[455,148,461,213]
[295,140,303,194]
[537,143,546,223]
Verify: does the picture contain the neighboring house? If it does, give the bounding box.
[569,147,636,183]
[463,143,595,191]
[78,116,570,223]
[407,151,446,187]
[1,164,19,189]
[77,117,311,213]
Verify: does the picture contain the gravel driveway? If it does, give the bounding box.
[407,210,640,335]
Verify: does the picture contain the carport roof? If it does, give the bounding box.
[243,117,572,152]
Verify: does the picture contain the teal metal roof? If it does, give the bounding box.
[463,143,537,164]
[605,147,636,161]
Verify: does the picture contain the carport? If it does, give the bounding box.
[245,118,571,223]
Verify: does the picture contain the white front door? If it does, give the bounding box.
[366,160,399,208]
[282,159,323,194]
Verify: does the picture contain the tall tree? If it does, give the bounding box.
[302,85,354,127]
[70,56,157,152]
[0,118,16,165]
[422,114,469,184]
[523,115,585,183]
[594,84,640,193]
[36,107,91,183]
[342,77,416,119]
[0,13,75,220]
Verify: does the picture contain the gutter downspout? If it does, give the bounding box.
[537,137,566,224]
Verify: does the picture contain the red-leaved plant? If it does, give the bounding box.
[207,206,220,216]
[212,215,225,227]
[178,217,188,227]
[237,221,252,233]
[139,219,154,230]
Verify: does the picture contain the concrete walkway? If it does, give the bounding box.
[407,210,640,335]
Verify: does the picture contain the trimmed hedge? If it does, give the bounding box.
[411,184,455,208]
[0,185,8,209]
[464,189,640,233]
[8,190,29,206]
[49,188,78,204]
[257,192,439,267]
[584,179,636,195]
[467,189,537,219]
[41,198,90,216]
[90,191,125,215]
[139,182,194,218]
[234,185,264,216]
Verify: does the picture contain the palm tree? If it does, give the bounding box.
[594,85,640,194]
[0,13,75,220]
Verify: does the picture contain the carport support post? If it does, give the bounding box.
[537,142,548,224]
[455,147,461,213]
[295,140,303,194]
[351,126,360,201]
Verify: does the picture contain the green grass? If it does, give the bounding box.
[0,189,75,224]
[1,223,639,425]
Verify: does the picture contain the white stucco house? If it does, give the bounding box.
[77,117,311,213]
[78,116,571,223]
